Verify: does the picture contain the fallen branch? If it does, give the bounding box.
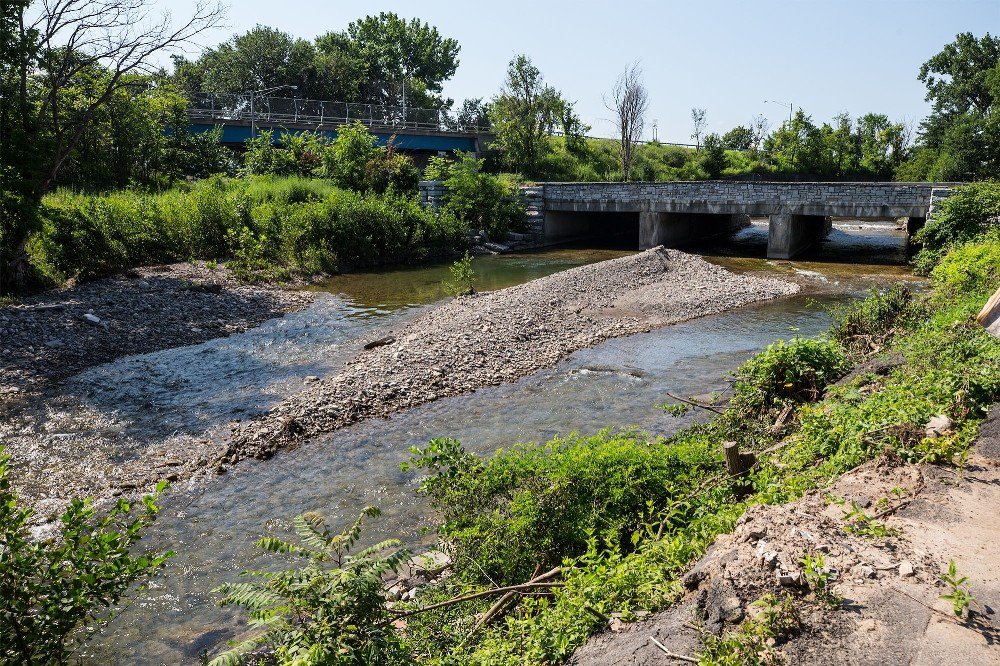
[390,567,563,621]
[463,566,561,644]
[663,391,726,415]
[648,636,698,663]
[583,605,611,624]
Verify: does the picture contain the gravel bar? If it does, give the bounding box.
[224,247,799,462]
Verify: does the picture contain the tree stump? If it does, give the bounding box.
[723,441,757,479]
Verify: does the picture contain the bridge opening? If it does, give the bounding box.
[689,217,912,265]
[543,211,641,249]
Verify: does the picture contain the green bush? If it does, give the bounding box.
[830,284,917,357]
[0,452,172,665]
[913,181,1000,274]
[729,337,849,418]
[425,154,525,240]
[404,431,718,586]
[930,232,1000,300]
[29,177,467,284]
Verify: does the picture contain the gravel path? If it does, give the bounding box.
[224,247,799,462]
[0,262,313,394]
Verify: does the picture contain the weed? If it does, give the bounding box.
[832,498,900,539]
[698,593,801,665]
[444,252,476,296]
[939,560,978,618]
[800,552,840,607]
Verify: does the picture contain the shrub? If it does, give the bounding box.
[930,231,1000,300]
[425,153,525,240]
[0,452,172,665]
[830,284,917,357]
[404,431,718,586]
[913,181,1000,274]
[444,251,476,296]
[210,507,410,666]
[729,337,849,418]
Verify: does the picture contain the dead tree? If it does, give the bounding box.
[605,63,649,182]
[690,107,707,149]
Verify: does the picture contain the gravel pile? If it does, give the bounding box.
[0,262,313,393]
[225,247,798,462]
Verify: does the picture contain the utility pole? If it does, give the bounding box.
[764,99,794,125]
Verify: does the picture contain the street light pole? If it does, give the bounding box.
[764,99,794,125]
[248,84,298,140]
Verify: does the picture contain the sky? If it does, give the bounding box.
[157,0,999,142]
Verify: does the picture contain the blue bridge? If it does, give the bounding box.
[185,93,489,154]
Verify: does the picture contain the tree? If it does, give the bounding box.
[448,98,491,132]
[749,114,770,156]
[721,125,754,152]
[173,25,364,101]
[606,63,649,181]
[317,13,460,109]
[701,133,727,178]
[690,107,707,149]
[1,0,223,291]
[906,32,1000,180]
[489,55,570,176]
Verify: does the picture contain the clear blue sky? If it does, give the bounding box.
[161,0,999,142]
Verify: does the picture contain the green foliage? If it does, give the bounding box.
[211,507,411,666]
[913,181,1000,274]
[728,337,848,418]
[939,560,978,617]
[489,55,587,176]
[697,594,800,666]
[28,177,466,284]
[831,497,899,539]
[799,552,840,607]
[0,452,172,665]
[428,153,525,239]
[242,124,420,194]
[830,284,917,357]
[929,231,1000,299]
[444,252,476,296]
[701,133,727,178]
[405,431,719,587]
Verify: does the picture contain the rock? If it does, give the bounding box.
[898,560,915,577]
[83,313,101,325]
[778,570,804,586]
[925,414,954,438]
[304,375,320,384]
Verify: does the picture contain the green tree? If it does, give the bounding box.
[701,133,727,178]
[906,32,1000,180]
[489,55,578,176]
[0,452,172,665]
[317,13,460,109]
[721,125,754,151]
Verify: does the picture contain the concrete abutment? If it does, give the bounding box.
[639,211,750,248]
[766,214,832,259]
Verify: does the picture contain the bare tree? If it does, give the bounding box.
[605,62,649,181]
[21,0,225,187]
[690,107,707,149]
[750,114,770,155]
[1,0,224,287]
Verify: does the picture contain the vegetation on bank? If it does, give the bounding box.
[208,183,999,665]
[30,176,468,284]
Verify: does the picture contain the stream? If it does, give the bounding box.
[57,223,915,664]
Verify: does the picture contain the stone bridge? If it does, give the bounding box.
[536,181,956,258]
[421,181,958,259]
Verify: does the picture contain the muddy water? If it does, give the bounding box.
[67,229,915,664]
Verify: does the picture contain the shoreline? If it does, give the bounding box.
[4,248,799,518]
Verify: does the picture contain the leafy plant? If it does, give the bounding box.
[939,560,978,618]
[830,497,900,539]
[210,506,411,666]
[0,452,172,666]
[444,251,476,296]
[697,593,801,666]
[800,552,840,607]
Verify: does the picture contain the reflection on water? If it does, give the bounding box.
[63,237,919,664]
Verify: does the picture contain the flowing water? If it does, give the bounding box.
[54,225,915,664]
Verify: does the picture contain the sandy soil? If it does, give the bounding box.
[570,407,1000,665]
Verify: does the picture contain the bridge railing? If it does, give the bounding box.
[186,93,488,133]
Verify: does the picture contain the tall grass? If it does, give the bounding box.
[29,176,468,283]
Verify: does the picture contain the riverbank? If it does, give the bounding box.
[223,247,798,462]
[0,261,313,394]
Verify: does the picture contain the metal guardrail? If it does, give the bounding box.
[186,93,489,133]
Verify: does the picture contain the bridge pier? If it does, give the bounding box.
[766,214,832,259]
[640,211,750,248]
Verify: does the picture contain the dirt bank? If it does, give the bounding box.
[222,247,799,462]
[570,409,1000,665]
[0,262,313,393]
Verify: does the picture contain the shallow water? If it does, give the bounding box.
[56,231,915,664]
